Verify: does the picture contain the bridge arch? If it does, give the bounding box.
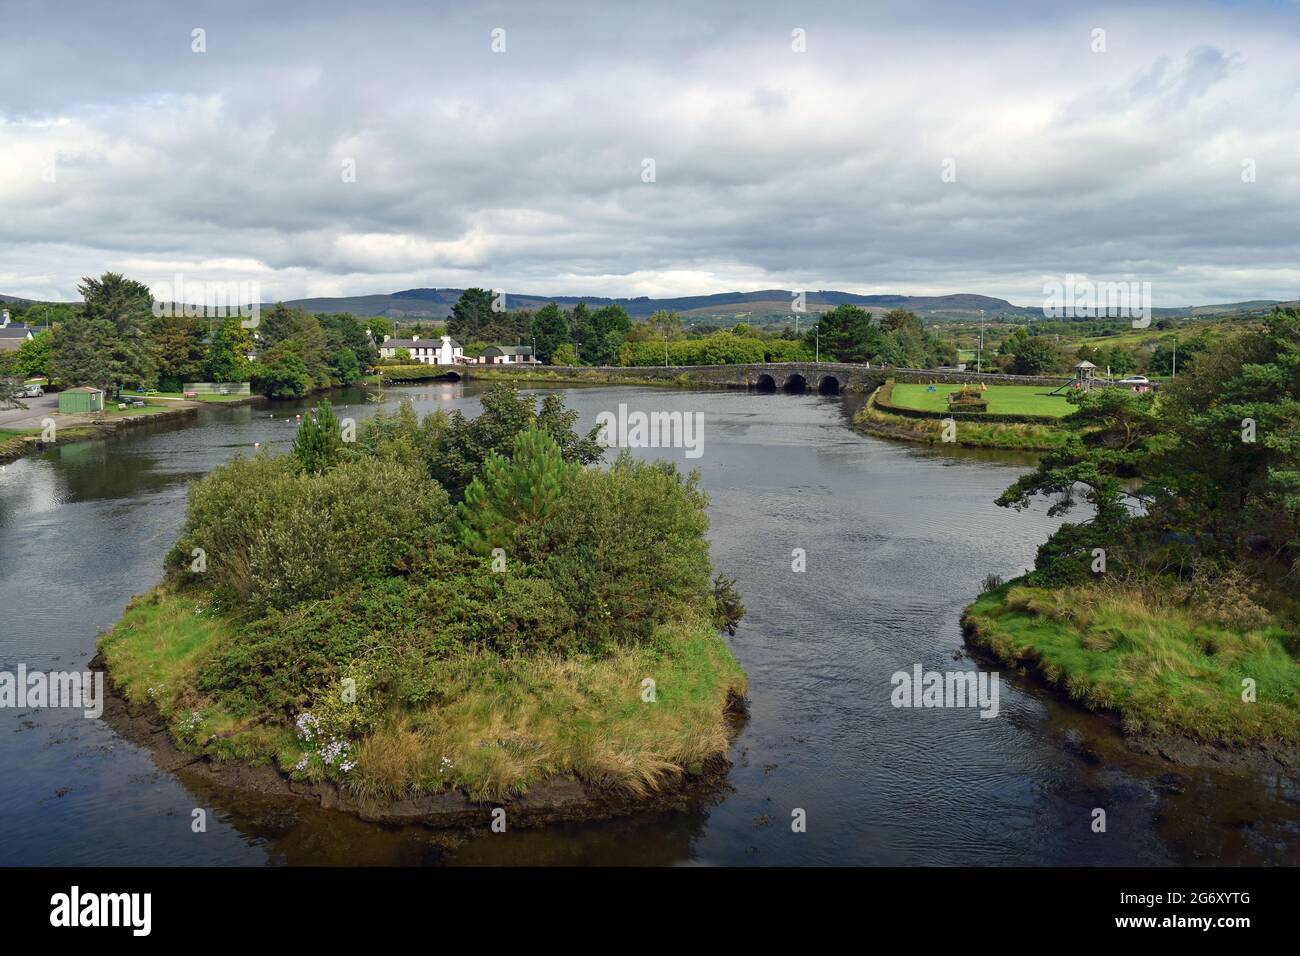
[443,370,463,381]
[783,373,807,394]
[817,374,841,395]
[754,373,776,392]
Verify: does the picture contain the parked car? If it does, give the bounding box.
[17,384,44,397]
[1117,375,1149,384]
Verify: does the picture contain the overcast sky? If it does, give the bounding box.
[1,0,1298,307]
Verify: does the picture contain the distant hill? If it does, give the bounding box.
[279,288,1044,323]
[1,286,1293,325]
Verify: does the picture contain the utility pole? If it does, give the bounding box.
[663,332,668,367]
[1172,338,1177,379]
[815,324,820,364]
[977,309,985,374]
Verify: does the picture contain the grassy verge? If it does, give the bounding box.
[963,580,1300,745]
[365,364,464,384]
[854,386,1065,450]
[100,587,747,802]
[103,403,176,418]
[147,391,251,402]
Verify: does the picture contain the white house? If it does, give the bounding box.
[478,345,538,365]
[380,333,464,365]
[0,311,51,352]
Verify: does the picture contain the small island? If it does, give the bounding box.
[99,385,747,823]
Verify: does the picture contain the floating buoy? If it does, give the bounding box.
[254,442,261,449]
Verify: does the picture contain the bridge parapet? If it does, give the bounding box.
[463,363,1094,394]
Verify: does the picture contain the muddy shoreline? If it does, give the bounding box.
[96,657,747,831]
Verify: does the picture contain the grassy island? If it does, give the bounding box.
[854,379,1066,450]
[964,308,1300,752]
[100,386,746,806]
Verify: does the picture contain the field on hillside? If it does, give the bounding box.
[889,382,1074,418]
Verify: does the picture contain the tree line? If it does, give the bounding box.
[0,272,378,399]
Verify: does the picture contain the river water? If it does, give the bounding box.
[1,381,1297,866]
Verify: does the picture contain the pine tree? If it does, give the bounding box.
[292,400,345,473]
[456,426,579,554]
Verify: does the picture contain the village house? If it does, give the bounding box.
[380,333,465,365]
[478,345,538,365]
[0,310,51,351]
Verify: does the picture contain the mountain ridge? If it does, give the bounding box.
[3,288,1291,324]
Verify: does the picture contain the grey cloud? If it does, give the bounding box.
[1,0,1298,305]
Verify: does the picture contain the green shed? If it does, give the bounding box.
[58,386,105,414]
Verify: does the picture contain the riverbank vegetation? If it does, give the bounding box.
[99,385,747,803]
[967,308,1300,750]
[1,272,377,401]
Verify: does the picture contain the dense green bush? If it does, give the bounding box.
[167,454,451,614]
[170,384,741,730]
[513,454,717,649]
[619,331,768,367]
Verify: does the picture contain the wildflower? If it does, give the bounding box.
[318,738,347,766]
[294,712,321,742]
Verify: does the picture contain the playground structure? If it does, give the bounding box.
[1050,360,1098,395]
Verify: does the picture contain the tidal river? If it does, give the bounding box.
[1,381,1296,865]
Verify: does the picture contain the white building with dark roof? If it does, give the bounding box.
[379,333,464,365]
[478,345,538,365]
[0,312,51,351]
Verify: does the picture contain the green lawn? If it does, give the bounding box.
[147,391,250,402]
[103,403,175,418]
[890,382,1074,419]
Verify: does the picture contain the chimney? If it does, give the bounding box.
[383,334,391,343]
[412,335,420,342]
[441,334,451,345]
[1,309,9,327]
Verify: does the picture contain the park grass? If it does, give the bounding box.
[890,382,1074,418]
[103,403,172,418]
[854,389,1066,450]
[100,587,747,802]
[148,390,250,402]
[964,580,1300,745]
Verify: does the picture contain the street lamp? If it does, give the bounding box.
[663,332,669,368]
[814,324,820,364]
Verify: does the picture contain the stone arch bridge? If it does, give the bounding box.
[460,362,888,395]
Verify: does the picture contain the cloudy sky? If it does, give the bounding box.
[2,0,1299,306]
